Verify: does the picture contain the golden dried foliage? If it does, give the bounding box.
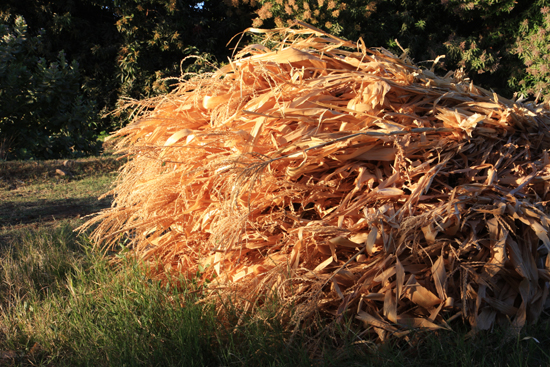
[85,22,550,340]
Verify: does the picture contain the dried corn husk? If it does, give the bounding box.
[83,21,550,339]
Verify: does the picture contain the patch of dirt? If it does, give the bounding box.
[0,155,126,185]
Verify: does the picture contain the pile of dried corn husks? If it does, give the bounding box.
[86,22,550,340]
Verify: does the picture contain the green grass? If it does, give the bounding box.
[0,157,549,366]
[1,221,548,367]
[0,173,115,227]
[0,222,349,366]
[0,155,123,248]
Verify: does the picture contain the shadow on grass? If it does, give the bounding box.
[0,221,549,367]
[0,194,112,251]
[0,195,112,227]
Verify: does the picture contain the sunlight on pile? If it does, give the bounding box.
[84,21,550,341]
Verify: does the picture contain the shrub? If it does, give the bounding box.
[0,16,100,160]
[234,0,549,100]
[514,4,550,102]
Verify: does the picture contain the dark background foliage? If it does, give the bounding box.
[0,0,548,160]
[0,17,99,160]
[246,0,545,97]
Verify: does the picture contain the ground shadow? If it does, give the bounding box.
[0,195,113,249]
[0,195,112,227]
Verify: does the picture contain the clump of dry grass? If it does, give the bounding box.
[83,21,550,341]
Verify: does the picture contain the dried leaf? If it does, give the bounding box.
[83,21,550,342]
[432,255,447,300]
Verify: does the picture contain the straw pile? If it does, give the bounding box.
[86,22,550,340]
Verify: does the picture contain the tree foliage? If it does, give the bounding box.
[514,1,550,102]
[0,0,549,159]
[0,0,254,159]
[239,0,547,99]
[0,16,99,160]
[111,0,254,99]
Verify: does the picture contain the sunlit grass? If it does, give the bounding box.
[0,221,549,366]
[0,222,321,366]
[1,156,549,366]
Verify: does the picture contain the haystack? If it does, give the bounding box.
[85,22,550,340]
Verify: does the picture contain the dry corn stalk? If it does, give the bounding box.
[84,21,550,339]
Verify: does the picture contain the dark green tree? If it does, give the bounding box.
[0,0,255,159]
[1,0,256,121]
[1,0,122,137]
[0,16,100,160]
[236,0,548,100]
[513,1,550,102]
[441,0,535,98]
[110,0,255,99]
